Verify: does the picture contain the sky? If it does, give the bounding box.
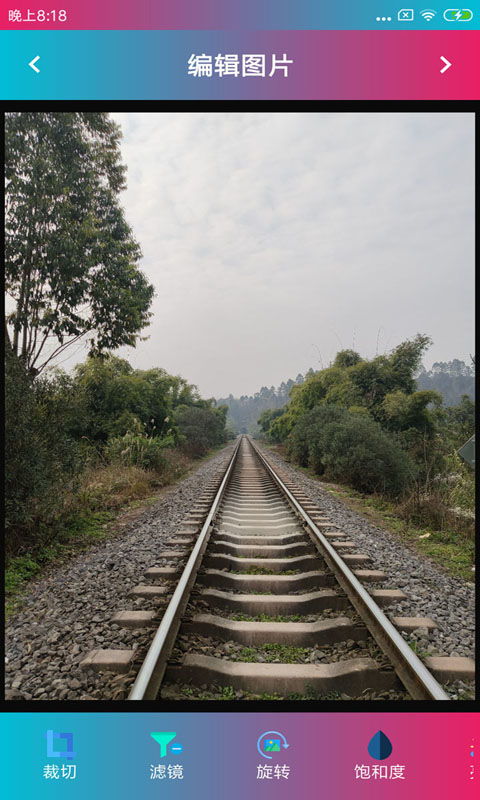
[64,112,476,398]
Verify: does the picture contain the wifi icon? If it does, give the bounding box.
[420,9,437,20]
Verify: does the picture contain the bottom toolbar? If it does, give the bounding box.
[0,712,477,798]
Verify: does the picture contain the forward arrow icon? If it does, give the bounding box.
[440,56,452,74]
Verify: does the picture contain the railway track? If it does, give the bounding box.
[81,436,474,700]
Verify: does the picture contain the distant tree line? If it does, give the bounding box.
[216,370,315,434]
[416,359,474,406]
[217,357,474,435]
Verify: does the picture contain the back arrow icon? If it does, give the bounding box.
[28,56,40,73]
[440,56,452,73]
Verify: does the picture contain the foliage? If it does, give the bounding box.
[105,427,173,471]
[435,394,475,449]
[5,111,154,375]
[257,407,286,441]
[287,405,416,496]
[416,359,475,407]
[286,405,348,468]
[175,404,228,457]
[5,346,85,549]
[217,372,308,434]
[6,348,228,564]
[333,349,362,368]
[71,355,198,442]
[380,389,442,434]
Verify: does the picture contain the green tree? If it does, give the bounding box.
[5,112,154,376]
[257,407,285,440]
[71,355,198,442]
[333,349,362,368]
[175,404,228,457]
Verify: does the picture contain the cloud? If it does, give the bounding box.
[107,112,474,397]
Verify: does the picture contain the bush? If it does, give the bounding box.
[321,416,416,496]
[287,405,416,497]
[5,348,84,551]
[175,405,227,457]
[105,430,172,471]
[286,405,348,468]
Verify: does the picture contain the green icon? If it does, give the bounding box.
[151,732,177,758]
[443,9,473,21]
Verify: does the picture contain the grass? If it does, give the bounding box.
[230,612,308,622]
[407,640,430,660]
[231,643,311,663]
[323,485,475,582]
[232,567,299,575]
[164,683,343,701]
[5,510,115,616]
[5,443,229,618]
[263,444,474,582]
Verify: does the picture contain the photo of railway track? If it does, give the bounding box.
[5,111,475,703]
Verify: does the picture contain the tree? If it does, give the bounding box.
[71,355,198,442]
[257,407,285,440]
[175,405,227,457]
[334,349,361,368]
[5,112,154,376]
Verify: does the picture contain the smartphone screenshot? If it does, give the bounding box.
[1,2,478,798]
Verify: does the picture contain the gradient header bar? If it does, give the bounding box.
[1,0,479,30]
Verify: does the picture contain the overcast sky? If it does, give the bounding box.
[90,112,474,398]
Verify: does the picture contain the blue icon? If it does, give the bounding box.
[443,8,473,20]
[46,731,76,760]
[150,732,184,758]
[398,8,414,20]
[368,731,393,761]
[257,731,290,759]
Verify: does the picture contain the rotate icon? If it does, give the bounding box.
[257,731,290,759]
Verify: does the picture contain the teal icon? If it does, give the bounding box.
[368,731,393,761]
[151,732,177,758]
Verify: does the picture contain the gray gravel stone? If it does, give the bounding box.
[5,444,234,701]
[258,443,475,698]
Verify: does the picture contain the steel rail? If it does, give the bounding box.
[128,437,242,700]
[248,436,450,700]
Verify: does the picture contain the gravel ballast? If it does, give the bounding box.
[5,444,235,701]
[259,443,475,698]
[5,439,475,701]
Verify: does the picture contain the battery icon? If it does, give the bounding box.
[443,9,473,20]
